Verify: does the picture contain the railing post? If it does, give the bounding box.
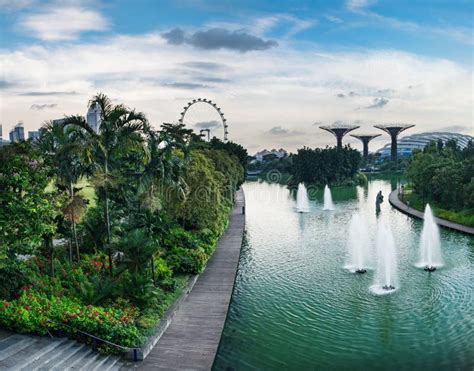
[134,349,138,362]
[92,338,97,352]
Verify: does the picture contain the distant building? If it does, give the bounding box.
[254,148,288,162]
[376,132,473,158]
[28,131,40,142]
[9,122,25,142]
[86,103,102,133]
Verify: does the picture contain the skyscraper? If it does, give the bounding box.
[9,122,25,142]
[28,131,40,141]
[86,103,102,133]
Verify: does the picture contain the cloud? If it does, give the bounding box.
[162,27,278,52]
[162,28,186,45]
[30,103,57,110]
[346,0,377,11]
[0,0,35,11]
[0,80,16,89]
[267,126,304,136]
[18,91,78,96]
[164,82,209,89]
[0,30,471,151]
[437,125,472,133]
[365,97,389,109]
[19,6,109,41]
[181,61,227,70]
[197,76,231,83]
[194,120,221,129]
[324,15,343,23]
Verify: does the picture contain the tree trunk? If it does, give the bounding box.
[151,256,156,284]
[104,157,113,276]
[70,182,80,262]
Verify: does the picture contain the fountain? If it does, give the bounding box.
[371,221,398,294]
[345,213,370,273]
[296,183,310,213]
[417,204,443,272]
[323,185,334,210]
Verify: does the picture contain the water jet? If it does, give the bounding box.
[345,213,370,273]
[417,204,443,271]
[296,183,310,213]
[323,185,334,210]
[370,221,398,294]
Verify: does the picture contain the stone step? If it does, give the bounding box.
[8,337,68,370]
[24,339,77,370]
[62,347,95,370]
[49,343,87,371]
[74,351,100,370]
[0,333,126,371]
[100,355,122,371]
[0,336,35,361]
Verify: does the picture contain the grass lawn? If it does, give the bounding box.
[403,191,474,228]
[76,177,97,208]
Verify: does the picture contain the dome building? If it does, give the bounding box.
[376,132,473,158]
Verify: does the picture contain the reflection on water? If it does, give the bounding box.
[214,177,474,370]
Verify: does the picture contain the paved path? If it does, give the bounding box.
[389,190,474,235]
[137,189,245,370]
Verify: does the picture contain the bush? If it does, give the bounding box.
[0,289,141,348]
[166,247,208,274]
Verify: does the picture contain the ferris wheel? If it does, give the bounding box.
[178,98,229,142]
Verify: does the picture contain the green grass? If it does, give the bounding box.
[404,192,474,228]
[76,177,97,208]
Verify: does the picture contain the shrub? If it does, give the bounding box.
[0,289,141,348]
[166,247,208,274]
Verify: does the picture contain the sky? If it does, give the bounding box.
[0,0,473,153]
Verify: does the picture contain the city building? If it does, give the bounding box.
[86,103,102,133]
[376,131,473,158]
[254,148,288,162]
[9,122,25,142]
[28,131,40,141]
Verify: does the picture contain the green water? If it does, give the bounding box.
[214,178,474,370]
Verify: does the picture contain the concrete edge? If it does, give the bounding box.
[389,190,474,236]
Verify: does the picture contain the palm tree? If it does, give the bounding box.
[37,121,88,262]
[65,93,149,275]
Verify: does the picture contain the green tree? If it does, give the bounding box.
[0,142,58,260]
[37,120,88,262]
[64,93,149,274]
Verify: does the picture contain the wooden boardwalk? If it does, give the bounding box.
[137,190,245,370]
[389,190,474,235]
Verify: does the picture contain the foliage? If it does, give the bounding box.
[247,155,292,175]
[290,145,361,186]
[405,140,474,211]
[0,141,59,259]
[165,151,230,234]
[403,192,474,227]
[208,137,248,171]
[0,288,141,348]
[0,93,245,354]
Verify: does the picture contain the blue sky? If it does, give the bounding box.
[0,0,472,152]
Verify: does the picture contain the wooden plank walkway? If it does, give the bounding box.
[137,190,245,370]
[389,190,474,235]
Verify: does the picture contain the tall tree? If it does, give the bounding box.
[64,94,149,274]
[37,121,88,262]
